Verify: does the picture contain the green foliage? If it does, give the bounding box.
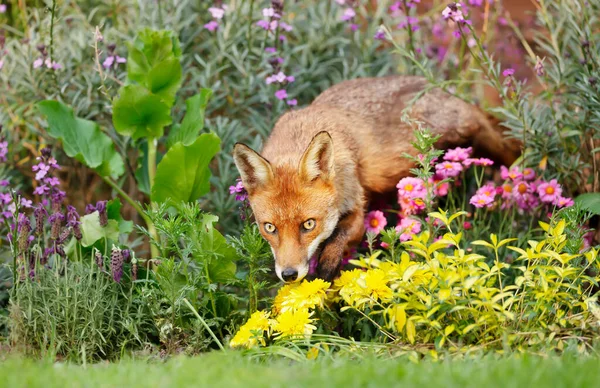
[112,85,173,140]
[151,133,221,204]
[36,101,124,179]
[167,89,213,147]
[575,193,600,215]
[79,212,120,247]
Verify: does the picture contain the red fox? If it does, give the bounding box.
[233,76,518,282]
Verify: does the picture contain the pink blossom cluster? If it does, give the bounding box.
[390,0,420,33]
[32,44,62,71]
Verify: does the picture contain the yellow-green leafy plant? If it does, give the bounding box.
[231,211,600,353]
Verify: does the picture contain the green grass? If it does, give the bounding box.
[2,351,600,388]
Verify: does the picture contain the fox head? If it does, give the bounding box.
[233,131,340,283]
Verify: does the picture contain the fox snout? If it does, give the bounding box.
[275,258,310,283]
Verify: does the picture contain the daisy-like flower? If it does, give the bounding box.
[396,217,422,242]
[435,161,463,178]
[500,183,513,200]
[554,196,574,208]
[476,182,496,199]
[537,179,562,203]
[522,167,536,181]
[396,177,426,200]
[470,193,494,208]
[364,210,387,234]
[464,157,494,167]
[500,165,522,181]
[429,173,449,197]
[512,181,531,201]
[272,309,316,337]
[229,310,271,348]
[443,146,472,162]
[279,279,331,313]
[363,269,393,302]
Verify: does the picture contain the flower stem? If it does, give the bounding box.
[183,298,225,351]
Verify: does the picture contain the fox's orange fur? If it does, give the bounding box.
[234,75,518,282]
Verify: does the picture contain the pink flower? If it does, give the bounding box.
[464,157,494,167]
[470,194,494,208]
[32,162,50,181]
[103,56,115,69]
[274,89,288,100]
[341,8,356,21]
[537,179,562,203]
[463,221,472,230]
[396,177,426,200]
[522,168,536,181]
[374,30,386,40]
[350,23,359,31]
[442,3,464,22]
[204,21,219,31]
[286,75,295,83]
[554,196,574,208]
[500,165,522,181]
[477,183,496,199]
[208,7,225,19]
[33,58,44,69]
[265,47,277,53]
[280,22,293,32]
[0,4,6,13]
[364,210,387,234]
[443,146,472,162]
[396,217,422,242]
[256,20,270,30]
[512,181,531,201]
[435,161,463,178]
[500,183,513,200]
[399,196,425,215]
[286,99,297,106]
[430,174,449,197]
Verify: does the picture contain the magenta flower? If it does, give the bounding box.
[470,194,494,208]
[350,23,359,31]
[256,20,270,30]
[341,8,356,21]
[0,4,6,13]
[464,157,494,167]
[537,179,562,203]
[522,168,536,181]
[468,0,483,6]
[396,177,426,200]
[374,30,386,40]
[398,16,419,32]
[275,89,288,100]
[204,21,219,31]
[500,183,513,200]
[286,99,297,106]
[435,161,463,178]
[364,210,387,234]
[430,174,449,197]
[512,181,532,201]
[32,162,50,181]
[554,196,574,208]
[500,165,522,181]
[502,68,515,77]
[265,47,277,53]
[279,22,293,32]
[444,146,472,162]
[477,183,496,199]
[229,178,247,201]
[0,140,8,162]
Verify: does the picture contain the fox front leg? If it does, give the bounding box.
[317,208,365,281]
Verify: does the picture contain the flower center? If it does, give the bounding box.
[444,163,453,169]
[503,185,512,193]
[405,184,414,192]
[545,186,555,195]
[370,219,379,228]
[518,183,528,194]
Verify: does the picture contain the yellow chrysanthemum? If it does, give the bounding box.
[364,268,393,302]
[272,283,299,314]
[280,279,330,312]
[229,310,270,348]
[272,308,316,337]
[333,268,363,289]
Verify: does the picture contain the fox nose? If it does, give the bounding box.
[281,268,298,282]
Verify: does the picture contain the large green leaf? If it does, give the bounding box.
[167,89,213,147]
[112,85,172,140]
[198,213,237,283]
[37,101,124,179]
[151,133,221,203]
[107,198,134,234]
[575,193,600,215]
[80,212,120,247]
[147,58,182,105]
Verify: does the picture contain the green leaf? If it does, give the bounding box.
[151,133,221,203]
[127,29,181,83]
[167,89,213,147]
[107,198,134,235]
[147,58,182,105]
[112,85,172,140]
[37,101,124,179]
[80,212,120,247]
[198,213,237,282]
[575,193,600,215]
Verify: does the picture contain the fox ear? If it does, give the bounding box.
[233,143,274,192]
[299,131,335,182]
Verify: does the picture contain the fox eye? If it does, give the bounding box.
[302,219,316,231]
[264,223,277,234]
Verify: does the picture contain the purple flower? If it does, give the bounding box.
[0,192,10,204]
[44,177,60,187]
[265,47,277,53]
[442,3,464,22]
[85,203,97,214]
[374,30,386,40]
[350,24,359,31]
[21,198,32,208]
[208,6,225,19]
[110,246,124,283]
[502,68,515,77]
[279,22,293,32]
[275,89,288,100]
[32,162,50,181]
[287,99,297,106]
[0,180,9,186]
[204,21,219,32]
[103,56,115,69]
[96,200,108,227]
[0,4,6,13]
[33,58,44,69]
[286,75,295,83]
[256,20,270,30]
[33,185,49,196]
[229,179,248,202]
[534,57,545,76]
[341,8,356,21]
[34,205,48,235]
[468,0,483,6]
[48,212,65,240]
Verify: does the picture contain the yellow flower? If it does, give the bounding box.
[280,279,330,312]
[364,268,393,302]
[272,283,299,314]
[333,268,363,289]
[272,309,316,337]
[229,310,270,348]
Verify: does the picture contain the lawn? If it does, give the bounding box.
[2,352,600,388]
